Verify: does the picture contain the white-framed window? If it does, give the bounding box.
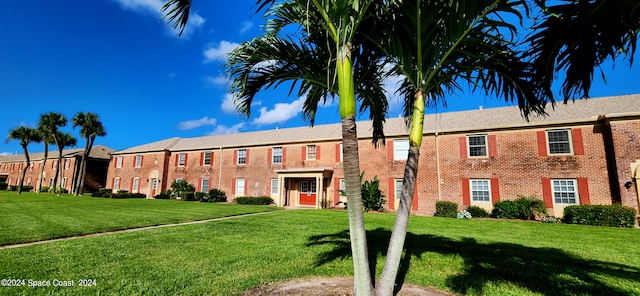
[310,180,317,194]
[53,160,58,169]
[48,177,54,187]
[236,178,245,195]
[272,147,283,164]
[394,139,409,160]
[237,149,247,165]
[203,152,212,166]
[470,179,491,202]
[340,144,343,162]
[116,156,123,168]
[64,159,70,169]
[113,178,120,190]
[340,179,346,197]
[10,163,14,171]
[7,178,11,186]
[135,155,143,167]
[18,163,23,171]
[178,153,186,166]
[29,163,34,171]
[271,179,279,194]
[552,179,578,204]
[547,129,572,155]
[62,177,67,188]
[395,179,403,199]
[468,135,488,157]
[201,179,210,192]
[26,178,31,186]
[306,145,316,160]
[132,178,140,193]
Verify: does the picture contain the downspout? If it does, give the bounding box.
[435,130,442,201]
[218,147,223,189]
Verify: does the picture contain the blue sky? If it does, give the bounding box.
[1,0,639,155]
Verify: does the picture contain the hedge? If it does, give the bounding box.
[234,196,274,205]
[563,204,636,228]
[434,201,458,218]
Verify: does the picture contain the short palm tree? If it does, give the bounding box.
[53,131,76,196]
[6,127,42,194]
[72,112,106,196]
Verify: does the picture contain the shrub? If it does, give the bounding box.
[492,200,521,219]
[435,201,458,218]
[361,175,386,212]
[234,196,274,205]
[180,191,195,201]
[170,180,195,199]
[153,190,172,199]
[39,186,50,193]
[457,210,472,219]
[91,188,113,197]
[208,189,227,202]
[0,182,7,190]
[563,204,636,228]
[514,195,547,220]
[466,205,490,218]
[21,185,34,192]
[541,215,562,223]
[112,192,146,199]
[195,192,208,202]
[117,189,129,194]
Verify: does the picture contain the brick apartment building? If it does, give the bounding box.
[105,94,640,217]
[0,145,114,193]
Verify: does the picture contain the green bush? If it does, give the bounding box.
[234,196,274,205]
[514,195,547,220]
[91,188,112,197]
[492,200,521,219]
[39,186,50,193]
[180,191,195,201]
[153,190,172,199]
[195,192,208,202]
[0,182,7,190]
[361,175,386,212]
[434,201,458,218]
[208,189,227,202]
[563,204,636,228]
[170,180,195,199]
[9,185,34,192]
[466,205,490,218]
[112,192,146,199]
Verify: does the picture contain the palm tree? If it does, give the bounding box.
[35,128,55,193]
[5,127,42,194]
[163,0,387,294]
[72,112,106,196]
[38,112,67,192]
[53,131,77,196]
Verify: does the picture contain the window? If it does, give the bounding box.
[340,179,346,197]
[49,178,54,188]
[394,139,409,160]
[7,178,11,186]
[339,144,343,162]
[10,163,14,171]
[132,178,140,193]
[271,179,279,194]
[114,178,120,190]
[236,178,245,195]
[62,177,67,188]
[178,153,186,166]
[468,135,487,157]
[203,152,212,166]
[135,155,143,167]
[26,178,31,186]
[395,179,403,200]
[471,179,491,202]
[272,147,283,164]
[116,156,123,168]
[552,179,578,204]
[201,179,210,192]
[53,160,58,169]
[64,159,70,169]
[547,130,572,154]
[29,163,34,171]
[237,149,247,165]
[18,163,23,171]
[306,145,316,160]
[310,180,317,194]
[16,178,20,186]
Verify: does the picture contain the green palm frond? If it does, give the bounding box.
[161,0,192,36]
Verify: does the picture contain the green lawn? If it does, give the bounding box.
[0,191,280,246]
[0,205,639,295]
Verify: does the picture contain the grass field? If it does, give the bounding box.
[0,192,280,246]
[0,193,639,295]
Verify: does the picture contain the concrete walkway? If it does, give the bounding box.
[0,210,280,250]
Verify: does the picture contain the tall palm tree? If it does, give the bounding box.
[6,127,42,194]
[163,0,387,294]
[38,112,67,192]
[72,112,106,196]
[35,128,55,193]
[53,131,77,196]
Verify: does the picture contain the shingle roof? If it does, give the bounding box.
[0,145,114,163]
[113,94,640,154]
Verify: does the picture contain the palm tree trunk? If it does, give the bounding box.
[337,44,374,296]
[54,152,62,195]
[18,145,30,194]
[37,144,48,193]
[377,91,426,296]
[76,136,95,196]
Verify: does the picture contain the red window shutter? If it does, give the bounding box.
[572,129,584,155]
[112,178,115,188]
[316,145,321,160]
[335,144,341,162]
[459,137,467,159]
[141,155,144,166]
[233,150,238,165]
[132,156,135,167]
[198,178,202,191]
[333,178,340,205]
[184,154,188,166]
[387,141,394,160]
[462,178,470,205]
[537,131,548,156]
[542,178,553,208]
[578,178,590,205]
[245,150,250,164]
[175,154,178,167]
[388,178,395,210]
[412,185,418,210]
[231,179,236,194]
[302,146,306,160]
[113,157,116,168]
[491,178,500,204]
[282,147,286,163]
[200,152,204,166]
[130,178,134,192]
[267,148,272,165]
[488,135,497,157]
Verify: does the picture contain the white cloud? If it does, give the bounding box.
[205,75,227,87]
[252,97,305,125]
[209,123,245,135]
[178,117,217,130]
[0,152,14,156]
[221,93,237,114]
[112,0,205,39]
[239,21,254,34]
[203,40,239,63]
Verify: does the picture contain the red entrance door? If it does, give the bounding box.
[299,180,316,205]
